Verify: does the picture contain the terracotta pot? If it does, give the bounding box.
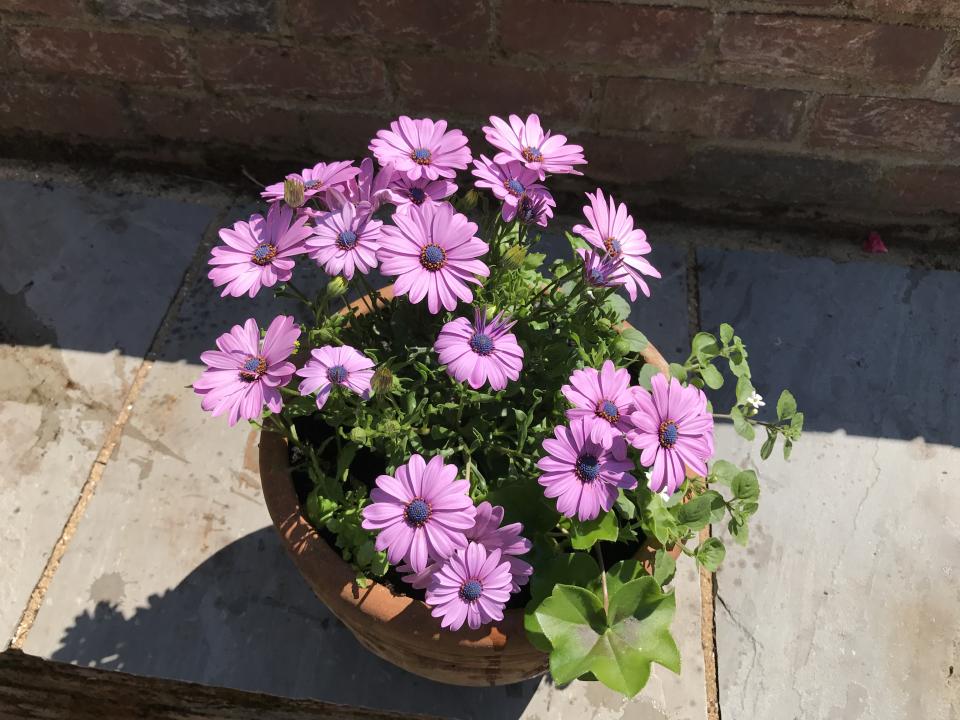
[258,285,676,686]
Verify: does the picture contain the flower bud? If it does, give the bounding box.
[459,189,479,211]
[349,427,367,443]
[371,366,394,395]
[326,276,348,298]
[284,177,305,208]
[501,244,527,270]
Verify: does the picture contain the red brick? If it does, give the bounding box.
[13,28,193,86]
[881,165,960,214]
[129,92,301,147]
[580,135,689,185]
[287,0,489,49]
[811,95,960,155]
[0,83,131,139]
[1,0,83,16]
[601,78,805,142]
[717,15,945,86]
[91,0,277,32]
[393,57,593,124]
[501,1,711,67]
[943,42,960,87]
[301,110,388,160]
[849,0,960,20]
[197,44,385,99]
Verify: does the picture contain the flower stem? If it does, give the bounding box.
[594,544,609,614]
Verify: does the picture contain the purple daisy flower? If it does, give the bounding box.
[561,359,637,448]
[378,202,490,314]
[465,502,533,592]
[537,419,638,522]
[361,454,476,573]
[261,160,360,204]
[369,116,472,182]
[207,204,312,298]
[342,157,396,213]
[306,200,382,280]
[483,113,586,179]
[471,155,555,225]
[426,542,513,631]
[628,373,715,498]
[576,248,632,299]
[295,345,375,410]
[572,189,661,300]
[193,315,300,427]
[387,175,458,216]
[397,561,438,590]
[434,308,524,391]
[515,193,553,227]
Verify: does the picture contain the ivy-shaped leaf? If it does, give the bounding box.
[524,552,600,652]
[570,511,619,550]
[536,577,680,697]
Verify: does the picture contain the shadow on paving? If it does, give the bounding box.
[50,527,540,720]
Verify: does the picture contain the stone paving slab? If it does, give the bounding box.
[0,179,215,643]
[24,203,706,719]
[698,248,960,720]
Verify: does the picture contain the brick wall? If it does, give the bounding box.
[2,0,959,234]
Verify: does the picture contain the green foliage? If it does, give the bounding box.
[569,512,619,550]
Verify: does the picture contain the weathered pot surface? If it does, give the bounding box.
[258,285,676,686]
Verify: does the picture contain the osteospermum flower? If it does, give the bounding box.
[562,359,636,447]
[388,175,458,216]
[471,155,555,225]
[576,248,631,297]
[483,113,586,178]
[572,189,661,300]
[261,161,360,205]
[515,193,553,227]
[193,315,299,426]
[426,542,513,631]
[378,202,489,314]
[343,157,396,212]
[628,374,715,497]
[369,116,471,181]
[434,308,523,391]
[207,204,312,298]
[465,502,532,592]
[296,345,374,410]
[537,419,637,522]
[305,200,382,279]
[361,454,476,573]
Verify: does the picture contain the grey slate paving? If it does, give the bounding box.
[0,179,214,643]
[698,248,960,720]
[25,203,706,719]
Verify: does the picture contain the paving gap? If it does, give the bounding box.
[686,242,722,720]
[8,202,237,650]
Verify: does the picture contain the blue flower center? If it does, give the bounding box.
[521,146,543,163]
[659,421,679,448]
[411,148,432,165]
[460,579,483,602]
[575,453,601,483]
[419,243,446,271]
[336,230,358,250]
[404,498,431,526]
[303,179,321,189]
[587,267,607,286]
[518,195,539,224]
[596,400,620,424]
[604,237,623,257]
[408,187,427,204]
[469,332,494,356]
[326,365,348,384]
[239,355,266,382]
[251,243,277,266]
[505,178,525,196]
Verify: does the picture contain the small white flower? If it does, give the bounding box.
[746,391,765,410]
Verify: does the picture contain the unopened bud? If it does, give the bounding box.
[371,366,394,395]
[459,189,479,211]
[284,177,305,208]
[349,427,367,443]
[326,276,348,297]
[501,244,527,270]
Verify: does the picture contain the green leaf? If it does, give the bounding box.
[731,470,760,502]
[700,364,724,390]
[674,490,725,531]
[621,327,649,352]
[760,430,776,460]
[695,537,726,571]
[708,460,739,487]
[728,516,750,547]
[524,553,600,652]
[783,438,793,460]
[652,549,676,587]
[735,375,755,404]
[636,363,660,391]
[614,491,637,520]
[730,406,756,441]
[588,559,648,599]
[488,480,560,535]
[776,389,797,420]
[790,411,804,434]
[605,294,631,322]
[641,491,680,546]
[536,578,680,697]
[570,511,619,550]
[668,363,688,383]
[691,332,720,360]
[719,323,734,345]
